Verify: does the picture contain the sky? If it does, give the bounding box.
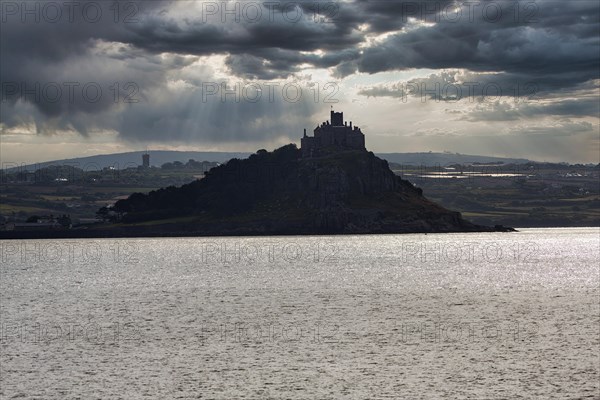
[1,0,599,164]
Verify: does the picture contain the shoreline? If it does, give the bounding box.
[0,225,517,240]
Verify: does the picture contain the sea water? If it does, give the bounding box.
[1,228,599,399]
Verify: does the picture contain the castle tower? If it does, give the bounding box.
[330,110,344,126]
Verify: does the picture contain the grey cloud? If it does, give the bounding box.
[338,1,599,89]
[357,70,600,118]
[506,120,595,137]
[462,98,600,121]
[1,0,598,144]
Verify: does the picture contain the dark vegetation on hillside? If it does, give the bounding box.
[100,144,495,235]
[110,145,302,222]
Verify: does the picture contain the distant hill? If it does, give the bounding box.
[5,150,532,172]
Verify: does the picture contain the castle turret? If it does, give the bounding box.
[330,110,344,126]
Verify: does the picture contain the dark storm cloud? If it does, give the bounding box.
[224,47,361,79]
[1,0,598,142]
[345,10,598,79]
[0,0,350,140]
[7,0,595,83]
[0,1,175,119]
[334,0,599,101]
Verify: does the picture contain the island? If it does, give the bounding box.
[1,111,514,239]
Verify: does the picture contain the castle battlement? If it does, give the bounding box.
[301,110,366,157]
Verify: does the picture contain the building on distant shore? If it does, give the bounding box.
[5,214,71,231]
[300,110,366,158]
[142,152,150,167]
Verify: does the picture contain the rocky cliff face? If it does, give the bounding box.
[110,144,503,235]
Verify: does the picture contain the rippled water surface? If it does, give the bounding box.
[1,228,599,399]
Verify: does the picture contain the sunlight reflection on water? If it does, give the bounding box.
[1,228,598,398]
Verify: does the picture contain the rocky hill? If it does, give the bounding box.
[104,144,507,235]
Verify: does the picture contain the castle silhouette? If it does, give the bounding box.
[301,110,366,157]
